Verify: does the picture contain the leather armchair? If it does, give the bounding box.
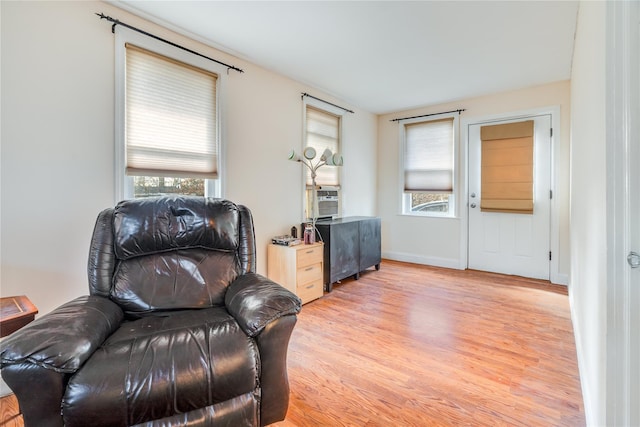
[0,197,302,427]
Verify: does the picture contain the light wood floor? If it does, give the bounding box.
[0,260,584,426]
[273,260,584,426]
[0,393,19,427]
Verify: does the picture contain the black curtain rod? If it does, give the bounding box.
[390,108,465,122]
[96,13,244,74]
[302,93,354,114]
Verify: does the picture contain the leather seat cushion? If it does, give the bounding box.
[62,307,259,427]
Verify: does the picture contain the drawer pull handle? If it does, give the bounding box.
[305,267,313,271]
[306,250,314,254]
[306,284,314,289]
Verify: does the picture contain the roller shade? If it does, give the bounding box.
[306,106,340,187]
[125,44,218,179]
[480,120,534,214]
[404,118,454,193]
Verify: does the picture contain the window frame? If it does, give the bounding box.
[399,112,459,218]
[114,26,226,201]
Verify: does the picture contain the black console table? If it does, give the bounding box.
[315,216,381,292]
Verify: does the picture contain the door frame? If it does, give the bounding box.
[605,0,639,424]
[459,106,564,284]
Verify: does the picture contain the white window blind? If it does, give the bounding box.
[305,105,340,187]
[404,118,454,193]
[126,43,218,179]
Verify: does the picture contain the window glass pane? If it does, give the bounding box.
[409,193,450,213]
[133,176,205,198]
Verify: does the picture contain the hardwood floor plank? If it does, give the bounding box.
[274,260,584,426]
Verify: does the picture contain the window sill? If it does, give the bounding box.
[399,212,459,220]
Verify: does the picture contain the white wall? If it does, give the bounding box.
[377,81,571,279]
[0,1,377,318]
[569,2,607,425]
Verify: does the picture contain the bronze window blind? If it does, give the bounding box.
[480,120,534,214]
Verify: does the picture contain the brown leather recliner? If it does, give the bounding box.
[0,196,302,427]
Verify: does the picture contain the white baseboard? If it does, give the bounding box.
[551,272,569,286]
[568,288,594,426]
[384,253,569,286]
[382,251,463,270]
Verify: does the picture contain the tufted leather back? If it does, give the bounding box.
[87,197,257,317]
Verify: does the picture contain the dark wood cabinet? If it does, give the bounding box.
[315,217,381,291]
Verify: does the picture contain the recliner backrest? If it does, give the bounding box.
[87,197,256,317]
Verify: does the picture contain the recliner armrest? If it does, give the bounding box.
[0,295,123,374]
[226,273,302,337]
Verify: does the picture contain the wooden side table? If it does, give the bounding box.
[267,242,324,304]
[0,295,38,337]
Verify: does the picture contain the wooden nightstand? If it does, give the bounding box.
[0,295,38,338]
[267,242,324,304]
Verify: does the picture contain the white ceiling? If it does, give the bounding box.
[113,1,579,114]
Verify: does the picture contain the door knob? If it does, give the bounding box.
[628,251,640,268]
[470,193,476,198]
[470,203,477,209]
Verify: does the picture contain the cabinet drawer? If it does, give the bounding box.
[297,279,323,304]
[296,245,323,266]
[297,262,322,285]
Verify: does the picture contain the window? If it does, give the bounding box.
[115,27,224,200]
[401,115,457,216]
[305,105,341,187]
[303,103,342,219]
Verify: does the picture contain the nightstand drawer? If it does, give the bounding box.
[297,262,322,285]
[297,279,323,304]
[296,245,323,266]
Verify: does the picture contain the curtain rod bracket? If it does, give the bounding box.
[96,12,244,74]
